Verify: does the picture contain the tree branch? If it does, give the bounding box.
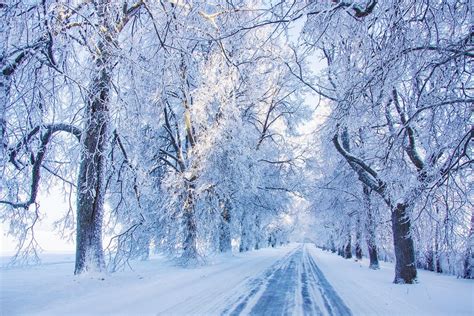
[1,123,82,209]
[392,88,425,172]
[332,129,385,194]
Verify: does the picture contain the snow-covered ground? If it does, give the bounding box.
[309,246,474,315]
[0,243,472,315]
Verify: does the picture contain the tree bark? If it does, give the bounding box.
[74,78,109,274]
[239,211,251,252]
[329,234,336,253]
[355,211,363,260]
[391,202,417,283]
[364,186,379,269]
[74,0,116,274]
[181,182,198,261]
[239,229,250,252]
[344,227,352,259]
[0,73,8,158]
[218,201,232,253]
[463,209,474,279]
[254,215,261,250]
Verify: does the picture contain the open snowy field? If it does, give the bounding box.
[1,243,472,315]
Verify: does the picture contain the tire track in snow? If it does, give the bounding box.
[301,249,323,315]
[247,247,302,315]
[222,245,303,316]
[223,243,352,316]
[304,244,352,316]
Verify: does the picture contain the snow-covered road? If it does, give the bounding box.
[224,244,351,315]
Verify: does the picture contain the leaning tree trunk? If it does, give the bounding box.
[74,2,116,275]
[218,201,232,253]
[391,202,417,283]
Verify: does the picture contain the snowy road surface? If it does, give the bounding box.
[224,244,351,315]
[2,243,472,315]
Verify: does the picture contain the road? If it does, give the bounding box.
[223,244,352,316]
[2,243,352,315]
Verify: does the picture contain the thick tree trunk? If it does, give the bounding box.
[74,76,109,274]
[218,202,232,253]
[74,1,116,274]
[391,202,417,283]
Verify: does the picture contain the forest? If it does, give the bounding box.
[1,0,472,287]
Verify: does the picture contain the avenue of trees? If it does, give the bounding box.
[1,0,472,283]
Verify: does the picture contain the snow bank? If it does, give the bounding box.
[308,245,474,315]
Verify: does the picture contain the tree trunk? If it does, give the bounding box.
[463,210,474,279]
[364,186,379,269]
[0,74,8,159]
[329,234,336,253]
[239,211,250,252]
[254,215,261,250]
[74,72,110,274]
[355,211,363,260]
[391,202,417,283]
[74,1,116,274]
[239,229,250,252]
[0,10,11,159]
[218,201,232,253]
[344,229,352,259]
[181,182,198,261]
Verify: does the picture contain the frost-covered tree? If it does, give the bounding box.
[1,0,150,274]
[302,0,472,283]
[97,0,310,266]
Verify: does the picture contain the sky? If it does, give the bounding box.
[1,187,75,255]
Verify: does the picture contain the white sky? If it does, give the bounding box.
[1,188,75,255]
